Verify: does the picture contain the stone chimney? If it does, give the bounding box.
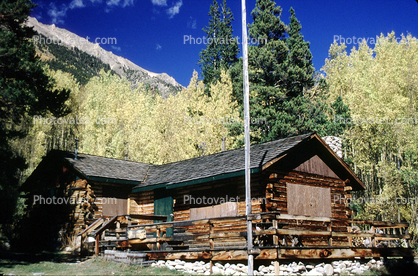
[322,136,342,158]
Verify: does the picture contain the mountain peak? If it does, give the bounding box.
[27,17,183,97]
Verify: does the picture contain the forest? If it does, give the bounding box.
[0,0,417,251]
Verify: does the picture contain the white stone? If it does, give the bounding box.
[343,260,352,265]
[261,268,270,274]
[306,268,321,275]
[338,263,346,270]
[315,267,324,274]
[204,271,211,275]
[324,264,334,276]
[155,259,383,276]
[174,264,184,270]
[225,268,235,275]
[212,266,221,274]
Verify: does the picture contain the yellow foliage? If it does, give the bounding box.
[78,69,239,164]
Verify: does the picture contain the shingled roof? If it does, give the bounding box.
[24,132,365,191]
[137,132,313,191]
[61,152,151,184]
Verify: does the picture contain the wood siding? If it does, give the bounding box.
[293,155,339,179]
[287,183,332,217]
[190,202,238,220]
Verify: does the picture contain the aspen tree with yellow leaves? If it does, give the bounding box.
[322,33,418,245]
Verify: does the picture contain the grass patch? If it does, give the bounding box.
[0,255,186,275]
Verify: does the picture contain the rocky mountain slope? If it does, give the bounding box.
[27,17,183,96]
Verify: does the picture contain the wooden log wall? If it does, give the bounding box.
[263,170,352,247]
[173,174,266,220]
[64,180,129,234]
[265,171,350,216]
[64,179,102,233]
[127,171,354,248]
[129,190,155,225]
[128,174,266,224]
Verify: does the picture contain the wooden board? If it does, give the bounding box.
[212,250,248,260]
[190,202,238,220]
[293,155,339,179]
[278,247,414,259]
[287,183,332,217]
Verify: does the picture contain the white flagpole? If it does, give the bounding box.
[241,0,253,274]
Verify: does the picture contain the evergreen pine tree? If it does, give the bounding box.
[232,0,334,143]
[0,0,69,239]
[198,0,238,93]
[284,7,315,98]
[246,0,289,142]
[329,95,351,136]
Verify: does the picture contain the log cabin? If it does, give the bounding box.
[21,132,412,260]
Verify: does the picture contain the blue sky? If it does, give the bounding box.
[31,0,418,87]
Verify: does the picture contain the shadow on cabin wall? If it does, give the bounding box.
[13,156,78,253]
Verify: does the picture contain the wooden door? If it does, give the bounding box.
[154,196,173,237]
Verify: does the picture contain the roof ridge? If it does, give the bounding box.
[58,150,150,165]
[147,132,316,168]
[142,164,153,183]
[54,132,315,168]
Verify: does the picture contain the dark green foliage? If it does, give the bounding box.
[36,34,114,85]
[284,7,315,98]
[0,0,69,242]
[329,95,351,136]
[248,0,288,94]
[231,0,335,144]
[229,58,244,105]
[198,0,239,93]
